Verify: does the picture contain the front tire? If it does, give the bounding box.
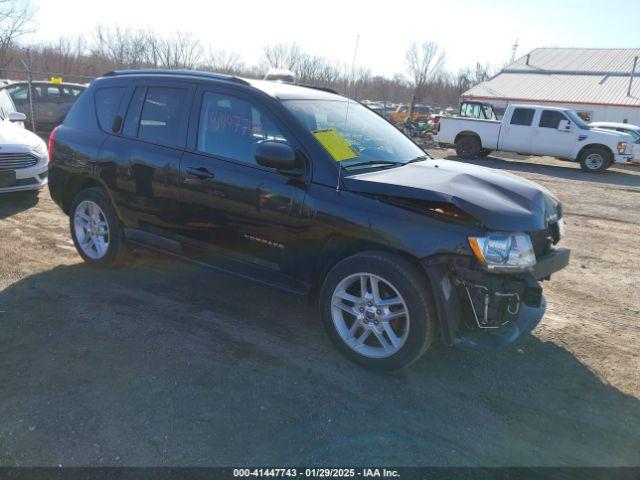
[579,147,611,173]
[319,251,436,371]
[70,187,132,268]
[455,135,481,159]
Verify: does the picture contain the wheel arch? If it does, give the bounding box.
[454,131,482,145]
[61,175,111,215]
[577,143,613,162]
[309,235,427,304]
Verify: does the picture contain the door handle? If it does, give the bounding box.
[186,166,215,180]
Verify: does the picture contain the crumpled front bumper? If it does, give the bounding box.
[423,248,570,348]
[613,153,634,165]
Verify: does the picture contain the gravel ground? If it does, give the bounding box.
[0,152,639,467]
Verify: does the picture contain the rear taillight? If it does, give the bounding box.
[48,126,59,163]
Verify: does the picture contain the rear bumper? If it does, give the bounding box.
[424,248,570,349]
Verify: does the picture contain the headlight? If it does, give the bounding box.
[32,143,47,156]
[557,218,566,239]
[468,232,536,272]
[617,142,628,154]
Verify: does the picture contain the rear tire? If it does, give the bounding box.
[455,135,481,159]
[579,147,611,173]
[319,251,436,371]
[69,187,132,268]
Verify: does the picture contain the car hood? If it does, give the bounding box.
[343,159,558,231]
[587,127,635,141]
[0,121,43,148]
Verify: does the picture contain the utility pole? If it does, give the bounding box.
[20,48,36,133]
[510,39,519,65]
[628,56,638,96]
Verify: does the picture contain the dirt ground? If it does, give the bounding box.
[0,151,639,467]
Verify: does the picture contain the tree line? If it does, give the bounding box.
[0,2,495,108]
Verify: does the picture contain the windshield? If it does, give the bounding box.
[622,129,640,141]
[283,99,425,168]
[565,110,589,129]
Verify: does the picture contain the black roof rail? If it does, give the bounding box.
[296,83,340,95]
[103,69,250,85]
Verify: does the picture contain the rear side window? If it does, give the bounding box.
[539,110,567,129]
[136,87,190,147]
[510,108,535,126]
[95,87,125,132]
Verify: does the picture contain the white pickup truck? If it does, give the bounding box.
[436,104,636,172]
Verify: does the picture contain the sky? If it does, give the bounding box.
[25,0,640,77]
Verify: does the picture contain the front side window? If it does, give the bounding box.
[539,110,567,129]
[510,108,535,126]
[197,91,288,165]
[284,99,425,169]
[136,87,190,147]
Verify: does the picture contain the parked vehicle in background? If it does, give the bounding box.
[589,122,640,162]
[436,104,636,172]
[0,88,49,194]
[263,69,296,83]
[389,104,432,124]
[49,69,569,371]
[1,81,86,138]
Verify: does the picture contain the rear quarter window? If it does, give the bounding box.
[94,87,126,132]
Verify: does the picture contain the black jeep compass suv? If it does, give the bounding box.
[48,70,570,370]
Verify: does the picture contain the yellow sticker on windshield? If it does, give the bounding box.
[312,129,358,162]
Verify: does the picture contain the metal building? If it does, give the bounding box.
[462,48,640,124]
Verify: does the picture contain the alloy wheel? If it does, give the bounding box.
[331,273,410,358]
[74,200,110,259]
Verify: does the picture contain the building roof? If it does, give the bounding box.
[463,48,640,108]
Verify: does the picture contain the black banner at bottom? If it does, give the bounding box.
[0,468,638,480]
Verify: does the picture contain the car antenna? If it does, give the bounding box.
[337,33,360,192]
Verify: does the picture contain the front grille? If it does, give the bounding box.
[0,153,38,171]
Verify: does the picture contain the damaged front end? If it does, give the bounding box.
[423,245,570,348]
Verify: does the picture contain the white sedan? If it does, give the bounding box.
[589,122,640,163]
[0,88,49,194]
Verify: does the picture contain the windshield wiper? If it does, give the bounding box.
[404,155,430,164]
[341,160,399,170]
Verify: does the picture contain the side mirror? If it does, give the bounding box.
[558,119,571,131]
[255,141,299,171]
[8,111,26,122]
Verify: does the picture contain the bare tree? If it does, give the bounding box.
[92,25,147,68]
[294,54,344,86]
[405,41,445,110]
[0,0,35,68]
[204,48,243,74]
[261,42,303,71]
[153,30,202,69]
